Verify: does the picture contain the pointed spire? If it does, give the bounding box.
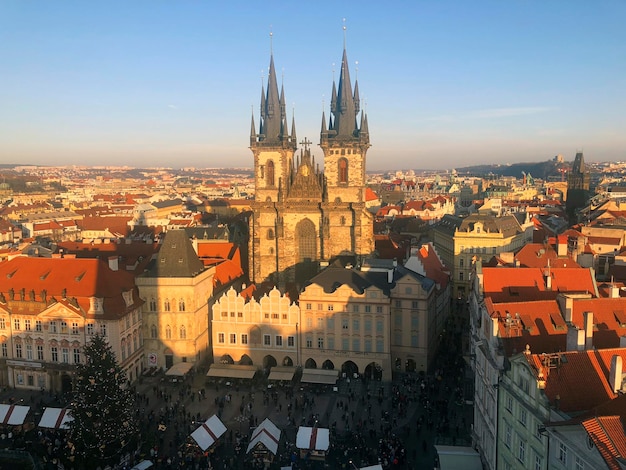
[333,46,357,138]
[280,84,286,119]
[250,111,256,144]
[330,80,337,114]
[321,111,327,133]
[291,113,297,144]
[361,112,369,136]
[353,79,360,114]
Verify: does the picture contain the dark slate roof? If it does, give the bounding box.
[432,214,463,236]
[304,261,391,296]
[184,226,229,241]
[458,214,524,238]
[146,229,204,278]
[152,198,183,209]
[393,265,436,292]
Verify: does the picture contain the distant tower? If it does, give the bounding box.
[248,30,374,286]
[566,151,591,220]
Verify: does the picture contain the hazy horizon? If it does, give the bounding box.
[1,2,625,170]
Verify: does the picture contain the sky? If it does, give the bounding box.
[1,1,625,171]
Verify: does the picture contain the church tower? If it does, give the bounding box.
[248,33,373,287]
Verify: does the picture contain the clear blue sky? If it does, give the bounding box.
[1,1,625,170]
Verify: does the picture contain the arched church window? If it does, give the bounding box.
[165,325,172,340]
[164,299,170,312]
[339,158,348,184]
[267,228,274,240]
[267,160,275,186]
[340,216,346,225]
[150,324,157,339]
[180,325,186,339]
[178,299,185,311]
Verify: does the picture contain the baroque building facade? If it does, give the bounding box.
[248,41,374,286]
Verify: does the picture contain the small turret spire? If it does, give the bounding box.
[291,109,297,144]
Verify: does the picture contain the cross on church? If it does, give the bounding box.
[300,138,312,151]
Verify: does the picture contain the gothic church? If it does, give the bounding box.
[249,39,374,286]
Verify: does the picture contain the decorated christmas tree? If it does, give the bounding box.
[68,334,139,466]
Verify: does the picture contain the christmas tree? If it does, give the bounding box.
[68,334,139,466]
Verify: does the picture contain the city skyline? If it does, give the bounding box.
[1,1,625,170]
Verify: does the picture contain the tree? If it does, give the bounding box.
[68,334,139,467]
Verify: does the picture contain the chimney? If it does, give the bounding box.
[566,324,585,351]
[108,256,119,271]
[388,269,394,284]
[545,270,552,291]
[610,285,620,298]
[584,311,593,350]
[557,235,567,257]
[564,296,574,323]
[609,355,623,393]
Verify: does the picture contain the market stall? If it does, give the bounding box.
[190,414,227,451]
[296,425,329,461]
[38,407,73,430]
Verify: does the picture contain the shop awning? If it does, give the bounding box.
[165,362,194,376]
[190,415,227,451]
[0,404,29,426]
[434,445,483,470]
[246,418,281,455]
[206,364,257,379]
[39,407,73,429]
[267,366,297,382]
[300,368,339,385]
[296,426,330,451]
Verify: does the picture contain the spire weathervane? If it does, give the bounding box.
[342,18,347,48]
[269,28,273,54]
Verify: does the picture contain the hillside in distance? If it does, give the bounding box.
[455,159,569,180]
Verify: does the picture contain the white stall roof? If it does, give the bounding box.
[39,407,73,429]
[190,415,227,451]
[165,362,194,376]
[360,466,383,470]
[0,404,29,426]
[296,426,330,451]
[300,368,339,385]
[206,364,257,379]
[247,418,281,455]
[434,445,483,470]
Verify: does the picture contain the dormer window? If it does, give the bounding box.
[89,297,103,314]
[122,290,133,307]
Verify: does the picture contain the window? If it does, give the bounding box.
[342,318,349,330]
[365,305,371,313]
[276,335,283,347]
[218,333,225,344]
[318,337,324,349]
[460,258,464,268]
[180,325,186,339]
[37,345,44,361]
[1,343,6,358]
[575,456,583,470]
[342,338,349,351]
[60,321,67,334]
[164,299,170,312]
[353,319,360,331]
[376,320,383,334]
[504,423,512,448]
[411,334,418,347]
[25,319,31,331]
[328,337,335,350]
[15,343,22,358]
[411,315,418,328]
[229,333,236,344]
[558,442,567,464]
[364,339,372,352]
[272,313,279,319]
[518,438,526,463]
[241,334,248,345]
[317,318,324,329]
[62,348,69,363]
[14,319,20,331]
[352,338,360,351]
[459,271,464,281]
[317,304,323,311]
[178,299,185,311]
[150,324,157,339]
[352,305,360,313]
[338,158,348,183]
[267,160,275,186]
[0,318,5,329]
[149,298,157,311]
[306,317,312,328]
[267,228,274,240]
[263,335,271,346]
[71,322,79,335]
[306,338,312,348]
[327,304,334,311]
[36,320,42,332]
[519,408,527,427]
[306,303,312,310]
[51,347,58,362]
[165,326,172,340]
[364,319,372,332]
[411,300,419,309]
[287,336,295,347]
[506,395,513,412]
[395,314,402,327]
[73,348,80,364]
[26,344,33,360]
[395,300,402,308]
[376,306,383,314]
[376,339,384,352]
[100,324,107,336]
[327,318,335,330]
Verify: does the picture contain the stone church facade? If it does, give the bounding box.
[248,43,374,286]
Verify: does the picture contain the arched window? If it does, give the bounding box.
[165,325,172,340]
[267,228,274,240]
[150,324,157,339]
[340,216,346,225]
[267,160,275,186]
[178,299,185,311]
[149,298,157,311]
[338,158,348,183]
[121,339,126,360]
[164,299,170,312]
[180,325,186,339]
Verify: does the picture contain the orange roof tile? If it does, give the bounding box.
[582,416,626,470]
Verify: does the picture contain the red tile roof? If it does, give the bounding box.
[482,267,596,303]
[514,243,579,268]
[582,416,626,470]
[365,187,379,202]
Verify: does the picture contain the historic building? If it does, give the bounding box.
[0,256,144,392]
[137,230,215,371]
[248,41,374,286]
[566,151,591,220]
